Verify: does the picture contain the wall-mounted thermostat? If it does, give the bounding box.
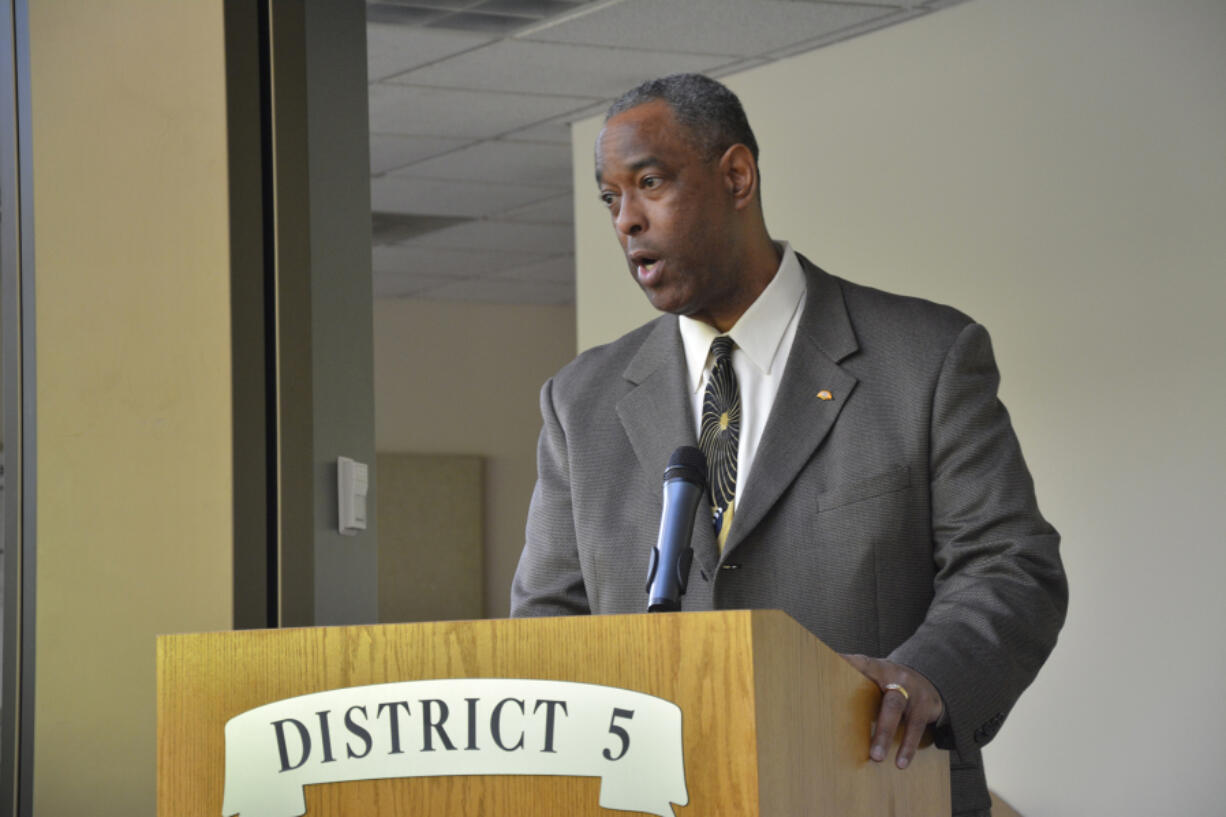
[337,456,368,535]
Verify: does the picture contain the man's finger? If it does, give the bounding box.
[895,700,928,769]
[870,685,907,762]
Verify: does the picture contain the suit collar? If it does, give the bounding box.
[722,257,860,556]
[617,316,721,576]
[792,254,859,365]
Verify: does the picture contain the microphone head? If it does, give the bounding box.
[663,445,708,488]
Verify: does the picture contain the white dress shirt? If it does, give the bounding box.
[678,242,807,507]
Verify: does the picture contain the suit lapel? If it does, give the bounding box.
[616,317,720,576]
[724,259,860,556]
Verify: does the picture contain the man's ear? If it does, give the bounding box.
[720,144,758,210]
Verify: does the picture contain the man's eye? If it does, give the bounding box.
[642,176,662,189]
[599,191,616,206]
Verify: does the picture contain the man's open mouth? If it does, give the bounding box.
[629,250,663,283]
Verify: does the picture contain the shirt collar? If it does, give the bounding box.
[678,241,806,393]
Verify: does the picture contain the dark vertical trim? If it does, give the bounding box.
[0,1,18,807]
[0,0,34,814]
[256,0,280,629]
[265,0,315,628]
[224,0,276,630]
[228,0,315,630]
[14,0,33,802]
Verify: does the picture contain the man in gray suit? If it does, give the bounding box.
[511,74,1067,817]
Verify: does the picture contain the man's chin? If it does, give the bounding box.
[640,286,689,317]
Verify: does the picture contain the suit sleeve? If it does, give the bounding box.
[510,377,592,616]
[887,322,1068,758]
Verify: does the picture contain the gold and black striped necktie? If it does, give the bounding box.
[699,335,739,552]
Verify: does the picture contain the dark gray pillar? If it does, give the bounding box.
[269,0,378,626]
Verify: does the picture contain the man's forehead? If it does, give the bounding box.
[595,101,689,178]
[600,100,675,143]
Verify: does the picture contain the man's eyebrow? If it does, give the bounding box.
[596,155,664,185]
[628,156,662,174]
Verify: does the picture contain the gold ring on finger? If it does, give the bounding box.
[884,682,910,703]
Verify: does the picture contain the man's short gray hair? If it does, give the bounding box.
[605,73,760,165]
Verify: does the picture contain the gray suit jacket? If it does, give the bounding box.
[511,257,1068,816]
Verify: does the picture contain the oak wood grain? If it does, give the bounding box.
[158,610,949,816]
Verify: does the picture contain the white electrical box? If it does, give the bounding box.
[337,456,368,535]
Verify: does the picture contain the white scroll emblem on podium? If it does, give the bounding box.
[221,678,689,817]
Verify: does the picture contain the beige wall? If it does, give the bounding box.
[376,452,483,623]
[27,1,236,814]
[373,298,575,618]
[575,1,1226,814]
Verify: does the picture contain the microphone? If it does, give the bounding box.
[645,446,708,613]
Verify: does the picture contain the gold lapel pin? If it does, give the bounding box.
[816,390,833,401]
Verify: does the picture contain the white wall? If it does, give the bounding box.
[575,1,1226,813]
[373,298,576,618]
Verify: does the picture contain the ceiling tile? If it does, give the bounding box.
[501,117,573,145]
[373,243,549,276]
[477,0,582,17]
[372,175,562,217]
[426,10,535,33]
[765,7,915,59]
[388,0,486,9]
[369,83,596,138]
[366,4,448,27]
[500,100,607,143]
[372,212,474,245]
[416,276,575,305]
[499,192,573,223]
[403,219,574,253]
[391,139,572,187]
[521,0,895,57]
[370,133,473,174]
[394,39,730,98]
[367,25,494,81]
[706,56,776,78]
[495,255,575,283]
[373,271,467,299]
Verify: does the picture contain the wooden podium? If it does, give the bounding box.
[157,610,949,816]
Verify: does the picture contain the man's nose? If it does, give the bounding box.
[614,194,645,237]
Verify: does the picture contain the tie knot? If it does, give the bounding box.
[710,335,734,361]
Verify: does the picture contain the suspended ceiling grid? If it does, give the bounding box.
[367,0,969,304]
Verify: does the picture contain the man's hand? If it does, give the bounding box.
[841,653,945,770]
